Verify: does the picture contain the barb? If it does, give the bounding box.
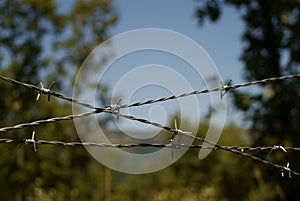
[36,81,56,102]
[24,131,37,152]
[282,163,292,178]
[220,78,233,99]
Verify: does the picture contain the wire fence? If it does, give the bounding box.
[1,74,300,177]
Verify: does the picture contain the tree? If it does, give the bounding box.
[0,0,117,200]
[195,0,300,200]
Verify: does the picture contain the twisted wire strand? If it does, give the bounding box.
[0,139,206,148]
[0,111,96,132]
[1,138,299,151]
[1,136,299,176]
[0,109,172,133]
[119,73,300,108]
[2,73,300,111]
[0,75,97,110]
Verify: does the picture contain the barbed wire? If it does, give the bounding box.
[0,75,97,109]
[0,111,96,132]
[1,74,300,177]
[119,73,300,108]
[1,135,299,176]
[1,138,299,151]
[2,73,300,133]
[2,73,300,111]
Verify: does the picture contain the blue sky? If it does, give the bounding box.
[73,0,251,132]
[97,0,247,128]
[110,0,245,84]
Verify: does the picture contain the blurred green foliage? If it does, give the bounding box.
[1,0,299,200]
[109,123,263,201]
[196,0,300,200]
[0,0,117,200]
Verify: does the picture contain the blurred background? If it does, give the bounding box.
[1,0,300,200]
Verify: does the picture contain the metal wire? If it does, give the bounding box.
[118,73,300,108]
[1,136,299,176]
[0,111,97,132]
[0,75,97,109]
[1,74,300,177]
[2,73,300,134]
[2,73,300,110]
[1,138,299,151]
